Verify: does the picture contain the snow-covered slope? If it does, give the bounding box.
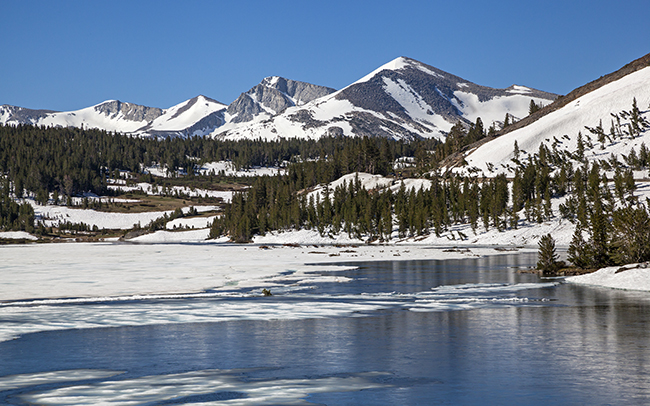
[460,60,650,176]
[1,100,162,133]
[215,57,557,141]
[131,95,227,137]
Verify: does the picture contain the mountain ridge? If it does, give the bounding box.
[0,57,558,140]
[214,57,557,141]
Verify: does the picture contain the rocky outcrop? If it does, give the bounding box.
[94,100,163,122]
[0,105,56,125]
[227,77,336,123]
[262,76,336,105]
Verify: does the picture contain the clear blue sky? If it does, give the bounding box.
[1,0,648,111]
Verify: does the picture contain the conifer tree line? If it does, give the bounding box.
[0,123,433,231]
[0,123,429,201]
[0,177,34,232]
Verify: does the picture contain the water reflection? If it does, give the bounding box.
[2,254,650,404]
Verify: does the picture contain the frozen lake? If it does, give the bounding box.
[1,244,650,404]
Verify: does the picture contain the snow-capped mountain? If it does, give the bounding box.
[1,100,163,133]
[0,78,334,138]
[214,57,557,141]
[130,95,227,137]
[0,96,227,138]
[1,57,557,141]
[458,53,650,176]
[0,105,56,125]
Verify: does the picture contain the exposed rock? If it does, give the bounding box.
[0,105,56,124]
[227,93,267,123]
[227,77,336,124]
[94,100,163,122]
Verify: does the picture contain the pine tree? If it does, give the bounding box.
[629,98,643,138]
[589,197,610,268]
[529,99,542,115]
[537,234,559,274]
[503,113,511,129]
[568,226,592,269]
[576,132,585,162]
[611,204,650,264]
[512,140,520,163]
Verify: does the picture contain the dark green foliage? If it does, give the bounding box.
[568,226,592,269]
[610,203,650,264]
[426,118,486,166]
[537,234,560,273]
[529,100,543,115]
[0,124,424,199]
[0,180,34,232]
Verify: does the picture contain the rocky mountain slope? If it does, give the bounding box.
[1,57,557,140]
[225,76,336,123]
[214,57,557,141]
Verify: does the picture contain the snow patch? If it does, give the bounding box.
[507,85,532,94]
[0,231,37,240]
[349,57,412,86]
[453,91,544,128]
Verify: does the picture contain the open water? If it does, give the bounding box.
[2,250,650,405]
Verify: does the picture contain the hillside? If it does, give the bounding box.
[456,53,650,176]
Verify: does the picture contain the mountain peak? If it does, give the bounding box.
[261,76,284,87]
[351,57,413,85]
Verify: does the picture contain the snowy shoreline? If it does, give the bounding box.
[566,263,650,292]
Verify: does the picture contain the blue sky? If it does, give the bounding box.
[1,0,648,111]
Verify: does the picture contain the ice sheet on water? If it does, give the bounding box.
[0,296,388,343]
[408,282,557,312]
[0,278,556,343]
[426,282,558,295]
[18,368,389,406]
[1,291,248,307]
[0,370,124,391]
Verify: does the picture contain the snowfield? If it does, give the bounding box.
[33,203,173,230]
[452,90,549,128]
[28,200,219,230]
[0,231,38,240]
[107,182,233,202]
